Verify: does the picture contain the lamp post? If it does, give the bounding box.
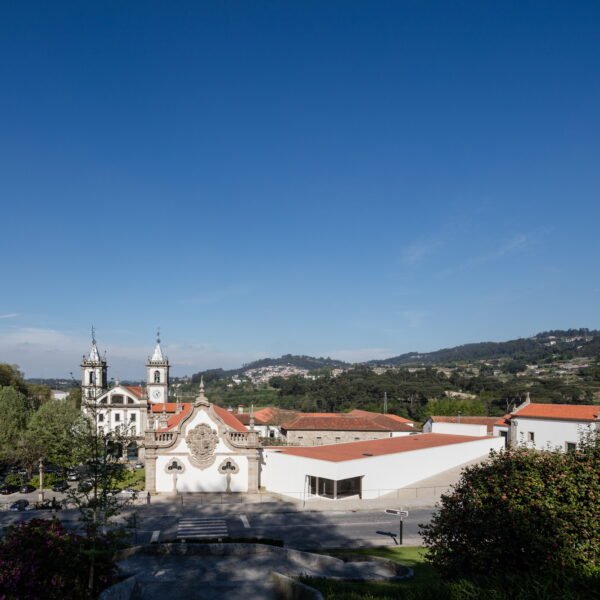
[38,458,44,504]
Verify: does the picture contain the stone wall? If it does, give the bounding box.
[284,430,392,446]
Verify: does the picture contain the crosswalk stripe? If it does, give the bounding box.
[177,517,229,539]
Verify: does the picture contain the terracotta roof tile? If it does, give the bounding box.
[213,405,247,432]
[281,414,414,432]
[513,403,599,422]
[124,385,144,398]
[156,403,193,431]
[272,433,489,462]
[348,409,414,425]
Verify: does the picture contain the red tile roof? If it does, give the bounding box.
[153,403,247,432]
[494,414,511,427]
[513,403,599,422]
[124,385,144,398]
[429,416,499,434]
[236,408,298,426]
[281,414,415,432]
[155,403,193,431]
[349,409,414,425]
[271,433,489,462]
[213,405,247,432]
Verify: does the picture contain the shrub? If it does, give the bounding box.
[420,432,600,580]
[0,518,118,599]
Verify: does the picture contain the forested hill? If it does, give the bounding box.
[190,329,599,382]
[369,329,600,366]
[190,354,350,383]
[243,354,349,370]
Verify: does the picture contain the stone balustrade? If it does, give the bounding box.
[225,430,260,448]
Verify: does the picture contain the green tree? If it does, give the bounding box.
[420,434,600,580]
[0,363,28,395]
[23,400,81,469]
[26,383,52,410]
[0,386,31,461]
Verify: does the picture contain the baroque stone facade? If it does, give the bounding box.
[144,383,261,493]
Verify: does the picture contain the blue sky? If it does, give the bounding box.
[1,1,599,378]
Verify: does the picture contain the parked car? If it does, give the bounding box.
[9,499,30,511]
[19,484,36,494]
[134,462,144,470]
[0,484,18,495]
[51,480,69,492]
[78,480,93,493]
[67,471,80,481]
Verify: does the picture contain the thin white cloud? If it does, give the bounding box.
[402,239,442,265]
[0,327,262,379]
[439,233,530,278]
[0,313,18,319]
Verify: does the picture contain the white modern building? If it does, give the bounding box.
[261,433,505,500]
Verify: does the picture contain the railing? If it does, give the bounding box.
[225,431,259,448]
[154,432,174,444]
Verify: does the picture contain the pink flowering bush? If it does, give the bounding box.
[0,518,118,599]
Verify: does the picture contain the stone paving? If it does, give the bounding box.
[118,543,402,600]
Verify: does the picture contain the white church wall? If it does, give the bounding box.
[155,453,249,493]
[154,406,251,493]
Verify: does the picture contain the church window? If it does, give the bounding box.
[154,370,161,383]
[98,414,104,422]
[115,413,121,422]
[130,413,136,422]
[89,372,95,385]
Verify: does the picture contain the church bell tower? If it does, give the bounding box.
[147,330,169,404]
[81,327,108,401]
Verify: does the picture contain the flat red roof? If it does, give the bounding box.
[270,433,488,462]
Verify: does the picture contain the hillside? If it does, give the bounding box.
[368,329,600,367]
[189,329,600,382]
[191,354,350,383]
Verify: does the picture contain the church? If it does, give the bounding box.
[80,333,505,500]
[81,333,261,493]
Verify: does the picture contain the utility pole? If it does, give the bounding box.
[383,392,388,414]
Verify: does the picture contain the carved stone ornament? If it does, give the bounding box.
[164,458,185,474]
[218,458,240,474]
[186,423,218,469]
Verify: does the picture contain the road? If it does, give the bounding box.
[0,499,434,549]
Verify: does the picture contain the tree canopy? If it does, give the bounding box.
[421,434,600,580]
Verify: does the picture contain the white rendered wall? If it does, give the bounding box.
[155,408,249,493]
[430,422,488,437]
[511,418,598,451]
[262,435,505,500]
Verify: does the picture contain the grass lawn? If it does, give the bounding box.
[302,546,446,600]
[115,468,145,491]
